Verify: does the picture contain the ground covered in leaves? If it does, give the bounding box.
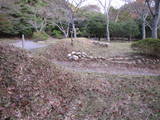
[38,38,160,76]
[0,39,160,120]
[0,44,82,119]
[74,72,160,120]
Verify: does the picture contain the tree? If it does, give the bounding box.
[0,0,33,36]
[146,0,160,38]
[61,0,87,39]
[97,0,113,42]
[122,0,149,39]
[109,7,121,22]
[123,19,140,40]
[77,5,101,37]
[18,0,48,33]
[86,13,106,40]
[110,20,140,39]
[44,0,70,38]
[56,0,87,45]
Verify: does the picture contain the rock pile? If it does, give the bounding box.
[92,41,110,47]
[67,51,105,61]
[67,51,88,61]
[67,51,160,66]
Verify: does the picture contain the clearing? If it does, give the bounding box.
[0,38,160,120]
[34,38,160,76]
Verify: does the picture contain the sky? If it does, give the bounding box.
[84,0,126,9]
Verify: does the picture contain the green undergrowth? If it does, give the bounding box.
[132,38,160,57]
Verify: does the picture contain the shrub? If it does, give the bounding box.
[33,32,49,40]
[52,30,63,39]
[131,38,160,57]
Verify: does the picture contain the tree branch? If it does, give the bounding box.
[145,0,154,16]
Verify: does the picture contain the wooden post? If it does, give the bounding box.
[22,34,25,48]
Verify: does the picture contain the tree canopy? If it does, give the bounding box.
[0,0,160,40]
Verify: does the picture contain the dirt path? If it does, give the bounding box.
[53,57,160,76]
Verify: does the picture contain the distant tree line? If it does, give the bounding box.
[0,0,160,40]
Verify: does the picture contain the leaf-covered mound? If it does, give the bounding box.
[131,38,160,57]
[41,38,95,61]
[0,44,82,119]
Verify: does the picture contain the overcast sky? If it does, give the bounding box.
[84,0,126,9]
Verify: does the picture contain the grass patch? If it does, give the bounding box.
[38,38,134,61]
[73,72,160,120]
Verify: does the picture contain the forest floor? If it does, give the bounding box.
[33,38,160,76]
[35,38,160,119]
[1,38,160,119]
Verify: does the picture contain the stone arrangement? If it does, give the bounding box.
[92,41,110,47]
[67,51,87,61]
[67,51,105,61]
[67,51,160,65]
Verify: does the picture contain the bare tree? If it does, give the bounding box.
[45,0,70,38]
[142,7,149,39]
[146,0,160,38]
[63,0,87,39]
[122,0,149,39]
[97,0,112,42]
[59,0,87,45]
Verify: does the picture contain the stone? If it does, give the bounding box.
[89,56,93,59]
[71,51,76,54]
[67,54,72,57]
[72,55,79,61]
[82,52,86,55]
[76,52,82,55]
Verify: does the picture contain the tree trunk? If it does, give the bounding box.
[54,23,69,38]
[152,16,159,38]
[115,10,120,23]
[72,22,77,38]
[66,23,70,38]
[71,30,74,46]
[142,15,146,39]
[105,11,110,42]
[64,32,68,38]
[151,0,160,39]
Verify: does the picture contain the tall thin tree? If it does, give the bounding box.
[97,0,112,42]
